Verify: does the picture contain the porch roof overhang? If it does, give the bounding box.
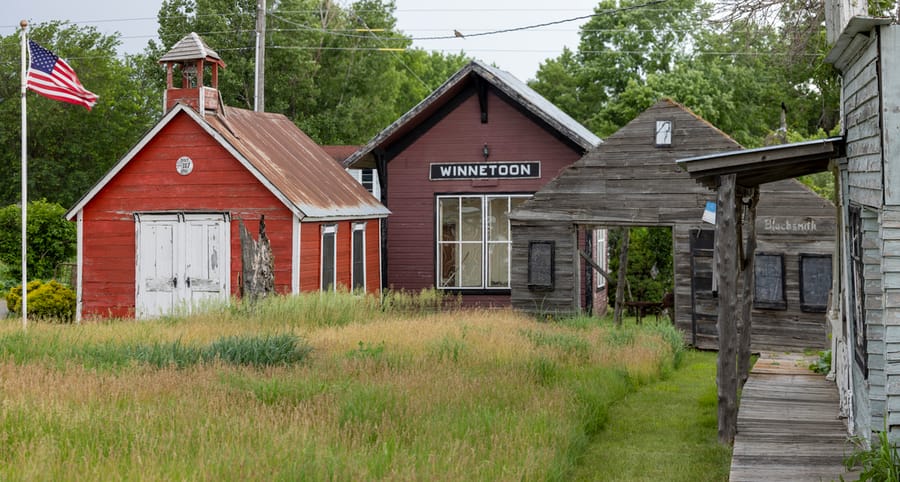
[676,137,845,189]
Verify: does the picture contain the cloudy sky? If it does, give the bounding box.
[5,0,599,82]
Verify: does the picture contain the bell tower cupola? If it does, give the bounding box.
[159,32,226,115]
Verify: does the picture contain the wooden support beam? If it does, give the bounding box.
[715,173,739,445]
[738,188,759,387]
[578,249,612,284]
[613,227,630,326]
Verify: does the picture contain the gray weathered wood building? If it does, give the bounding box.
[510,100,836,351]
[824,3,900,443]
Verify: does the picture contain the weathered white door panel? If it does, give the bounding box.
[184,216,228,306]
[136,216,179,318]
[136,213,229,318]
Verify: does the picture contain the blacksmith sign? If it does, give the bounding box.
[429,161,541,180]
[757,216,835,235]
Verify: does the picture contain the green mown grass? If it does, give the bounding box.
[573,350,731,481]
[0,292,723,480]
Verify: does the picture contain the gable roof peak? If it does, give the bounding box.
[159,32,224,64]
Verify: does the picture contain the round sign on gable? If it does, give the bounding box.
[176,156,194,175]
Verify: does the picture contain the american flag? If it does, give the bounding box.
[26,40,98,110]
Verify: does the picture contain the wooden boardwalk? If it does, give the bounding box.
[730,353,859,481]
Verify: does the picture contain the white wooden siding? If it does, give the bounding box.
[843,35,882,208]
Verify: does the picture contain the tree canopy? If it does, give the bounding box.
[151,0,468,144]
[529,0,843,148]
[0,2,467,211]
[0,22,158,209]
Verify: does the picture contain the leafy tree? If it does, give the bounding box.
[0,22,157,208]
[530,0,840,146]
[607,227,674,306]
[0,200,76,282]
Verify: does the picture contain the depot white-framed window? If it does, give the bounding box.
[436,194,530,289]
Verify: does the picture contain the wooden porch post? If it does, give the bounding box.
[738,188,759,387]
[716,173,739,445]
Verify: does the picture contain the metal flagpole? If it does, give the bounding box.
[20,19,28,330]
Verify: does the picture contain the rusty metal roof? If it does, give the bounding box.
[159,32,225,65]
[343,59,601,169]
[66,104,389,221]
[321,145,361,163]
[204,107,389,220]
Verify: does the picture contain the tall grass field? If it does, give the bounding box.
[0,291,709,480]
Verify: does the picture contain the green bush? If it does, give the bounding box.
[6,279,76,322]
[0,200,76,282]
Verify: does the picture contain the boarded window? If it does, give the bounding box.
[321,225,336,291]
[754,253,786,310]
[800,254,831,313]
[528,241,554,290]
[848,206,867,378]
[352,223,365,291]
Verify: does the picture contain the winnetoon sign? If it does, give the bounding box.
[429,161,541,180]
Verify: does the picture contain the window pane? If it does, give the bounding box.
[488,243,509,287]
[460,243,483,286]
[440,243,458,287]
[461,197,482,241]
[352,229,365,290]
[440,198,459,242]
[488,197,509,241]
[322,232,335,291]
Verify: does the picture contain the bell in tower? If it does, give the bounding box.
[159,32,226,115]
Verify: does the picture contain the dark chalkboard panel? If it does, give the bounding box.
[528,241,555,290]
[754,253,786,310]
[800,254,832,312]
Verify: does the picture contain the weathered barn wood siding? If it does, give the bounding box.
[863,209,886,431]
[750,180,836,351]
[512,100,737,321]
[385,89,582,299]
[509,221,578,314]
[512,100,835,351]
[80,113,294,318]
[878,27,900,439]
[843,34,882,208]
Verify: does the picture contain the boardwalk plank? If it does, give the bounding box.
[729,352,859,482]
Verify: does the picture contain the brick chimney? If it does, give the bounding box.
[159,32,226,115]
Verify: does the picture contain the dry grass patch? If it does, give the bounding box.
[0,295,683,480]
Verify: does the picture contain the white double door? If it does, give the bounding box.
[135,213,230,318]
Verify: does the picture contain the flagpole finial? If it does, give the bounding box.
[20,20,28,28]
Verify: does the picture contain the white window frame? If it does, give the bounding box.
[595,229,608,289]
[351,222,366,292]
[436,194,530,290]
[321,224,337,291]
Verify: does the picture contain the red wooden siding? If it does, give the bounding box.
[298,220,381,295]
[299,222,321,293]
[80,112,294,318]
[385,90,584,305]
[366,220,381,293]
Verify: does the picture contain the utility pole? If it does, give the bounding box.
[254,0,266,112]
